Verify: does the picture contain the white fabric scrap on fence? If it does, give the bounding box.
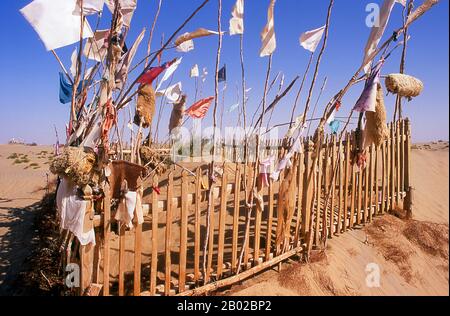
[56,178,95,246]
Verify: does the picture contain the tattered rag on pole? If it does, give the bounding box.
[259,0,277,57]
[229,0,244,35]
[354,61,383,113]
[299,25,325,53]
[20,0,94,51]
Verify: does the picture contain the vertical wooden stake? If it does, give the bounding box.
[390,123,395,212]
[336,138,344,235]
[194,169,202,282]
[343,133,350,232]
[150,175,159,295]
[217,165,228,277]
[179,171,189,292]
[293,150,304,247]
[165,171,174,296]
[314,145,323,247]
[133,191,143,296]
[231,165,241,272]
[102,183,111,296]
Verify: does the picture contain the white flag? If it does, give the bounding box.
[83,29,110,62]
[70,48,78,78]
[326,109,336,125]
[362,0,398,73]
[300,25,325,53]
[20,0,94,51]
[286,115,304,138]
[259,0,277,57]
[175,28,221,46]
[229,0,244,35]
[202,67,208,83]
[156,82,183,104]
[190,64,199,78]
[176,37,194,53]
[105,0,137,27]
[156,57,183,91]
[228,103,240,113]
[74,0,105,15]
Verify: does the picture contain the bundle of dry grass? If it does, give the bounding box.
[50,147,97,186]
[134,84,155,128]
[385,74,424,98]
[275,156,298,254]
[364,83,389,147]
[169,94,186,133]
[140,146,169,175]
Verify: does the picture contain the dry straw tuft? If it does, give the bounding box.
[135,84,156,128]
[364,84,389,147]
[140,146,169,175]
[169,94,186,133]
[49,147,97,186]
[275,156,299,253]
[385,74,423,98]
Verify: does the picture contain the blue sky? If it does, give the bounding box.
[0,0,448,144]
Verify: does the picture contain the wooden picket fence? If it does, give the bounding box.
[81,119,412,296]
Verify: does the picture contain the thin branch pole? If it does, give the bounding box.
[306,76,328,136]
[253,76,299,128]
[151,34,165,144]
[250,73,282,126]
[154,73,174,143]
[70,0,85,127]
[220,84,227,131]
[238,30,250,245]
[145,0,163,68]
[266,74,285,127]
[395,0,414,121]
[202,0,222,285]
[300,0,333,131]
[236,54,273,275]
[194,76,199,102]
[290,52,314,127]
[116,0,211,110]
[51,50,73,84]
[81,13,102,92]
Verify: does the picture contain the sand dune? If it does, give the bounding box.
[0,144,54,295]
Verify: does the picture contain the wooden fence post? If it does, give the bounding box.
[403,119,413,218]
[102,182,111,296]
[301,145,313,238]
[194,168,202,282]
[165,171,174,296]
[232,165,241,272]
[150,175,159,295]
[179,170,189,292]
[217,164,228,276]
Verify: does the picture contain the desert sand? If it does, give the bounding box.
[0,144,54,295]
[0,141,448,296]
